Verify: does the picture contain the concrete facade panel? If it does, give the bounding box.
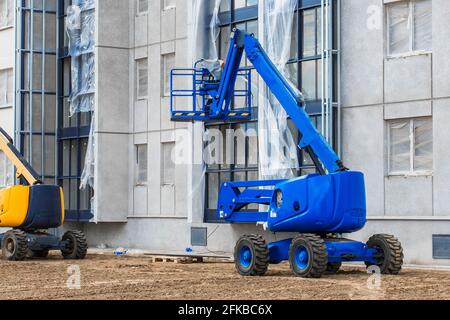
[97,47,130,133]
[432,0,450,98]
[384,54,432,103]
[433,99,450,216]
[96,133,129,222]
[342,106,385,216]
[341,0,384,107]
[385,176,433,216]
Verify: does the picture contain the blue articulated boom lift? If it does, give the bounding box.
[171,29,403,278]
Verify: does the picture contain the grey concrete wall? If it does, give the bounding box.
[341,0,450,220]
[126,0,190,220]
[94,0,131,222]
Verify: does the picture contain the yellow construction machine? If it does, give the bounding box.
[0,127,87,260]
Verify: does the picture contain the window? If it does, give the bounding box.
[204,122,258,220]
[0,68,13,108]
[163,0,176,11]
[136,58,148,99]
[162,53,175,97]
[387,0,432,56]
[0,151,12,187]
[136,144,148,185]
[388,117,433,175]
[137,0,148,14]
[0,0,13,28]
[289,5,323,103]
[161,142,175,185]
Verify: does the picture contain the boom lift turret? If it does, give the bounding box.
[0,127,87,261]
[170,29,403,278]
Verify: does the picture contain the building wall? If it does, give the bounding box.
[340,0,450,265]
[0,3,14,187]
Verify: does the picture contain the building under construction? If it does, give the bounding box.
[0,0,449,266]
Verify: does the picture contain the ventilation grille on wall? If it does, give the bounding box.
[433,235,450,259]
[191,227,208,247]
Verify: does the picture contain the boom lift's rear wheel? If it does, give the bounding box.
[365,234,403,275]
[1,230,28,261]
[61,231,88,260]
[234,234,269,276]
[289,234,328,278]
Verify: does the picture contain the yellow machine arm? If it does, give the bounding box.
[0,127,41,186]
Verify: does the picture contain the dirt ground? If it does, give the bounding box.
[0,253,449,300]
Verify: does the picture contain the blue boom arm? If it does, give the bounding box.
[215,30,366,233]
[239,30,345,174]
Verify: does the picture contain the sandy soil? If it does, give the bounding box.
[0,253,449,300]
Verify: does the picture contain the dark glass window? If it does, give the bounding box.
[17,0,93,222]
[204,1,259,223]
[57,0,93,221]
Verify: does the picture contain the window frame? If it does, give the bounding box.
[387,117,433,177]
[162,53,175,97]
[135,144,148,186]
[136,58,148,100]
[0,0,14,29]
[161,141,175,186]
[136,0,148,15]
[386,0,432,58]
[0,68,13,108]
[162,0,176,11]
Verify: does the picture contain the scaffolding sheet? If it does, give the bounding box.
[260,0,299,179]
[192,0,300,180]
[67,0,95,115]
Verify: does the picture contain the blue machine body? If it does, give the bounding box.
[170,30,376,265]
[267,238,378,265]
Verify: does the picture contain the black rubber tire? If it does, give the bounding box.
[1,230,28,261]
[365,234,403,275]
[234,234,269,276]
[28,249,50,258]
[289,234,328,278]
[326,262,342,274]
[61,231,88,260]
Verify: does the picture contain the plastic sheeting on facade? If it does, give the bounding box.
[66,0,95,115]
[387,0,432,55]
[66,0,95,195]
[259,0,300,179]
[0,151,13,188]
[193,0,300,181]
[388,118,433,174]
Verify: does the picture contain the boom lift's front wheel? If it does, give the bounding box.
[365,234,403,275]
[289,234,328,278]
[234,234,269,276]
[1,230,28,261]
[61,231,88,260]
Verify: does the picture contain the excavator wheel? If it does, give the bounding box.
[289,234,328,278]
[61,231,88,260]
[1,230,29,261]
[234,234,269,276]
[365,234,403,275]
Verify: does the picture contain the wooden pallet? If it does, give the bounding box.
[149,256,204,264]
